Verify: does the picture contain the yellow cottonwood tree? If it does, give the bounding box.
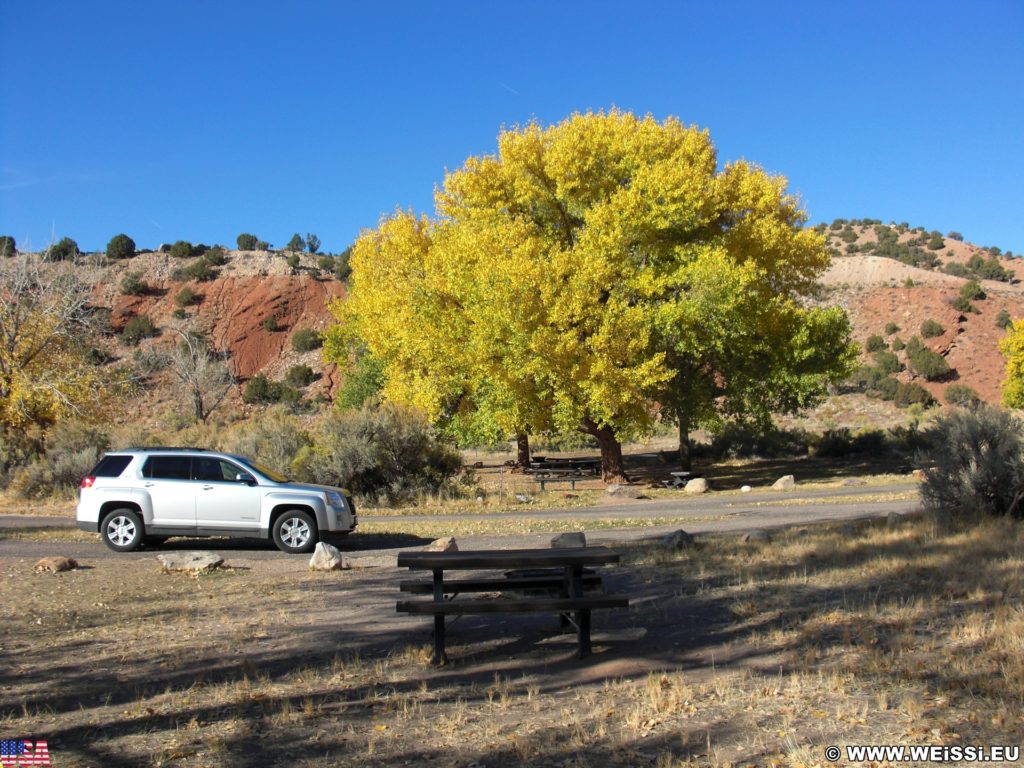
[1000,319,1024,409]
[328,111,855,480]
[0,254,105,434]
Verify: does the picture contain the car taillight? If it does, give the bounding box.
[80,476,96,489]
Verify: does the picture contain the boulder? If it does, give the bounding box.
[606,484,644,499]
[742,530,772,544]
[551,531,587,549]
[911,469,926,481]
[514,493,534,504]
[740,485,752,493]
[660,529,695,551]
[772,475,795,491]
[309,541,350,571]
[33,556,78,573]
[425,536,459,552]
[158,552,224,573]
[841,478,867,487]
[684,477,708,494]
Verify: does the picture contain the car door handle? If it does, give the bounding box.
[202,485,214,490]
[144,482,155,488]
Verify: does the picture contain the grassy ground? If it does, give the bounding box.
[2,514,1021,767]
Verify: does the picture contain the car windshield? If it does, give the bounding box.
[234,456,288,483]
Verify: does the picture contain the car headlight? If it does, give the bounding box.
[326,491,345,508]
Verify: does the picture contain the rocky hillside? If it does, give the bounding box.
[818,220,1022,405]
[63,225,1021,426]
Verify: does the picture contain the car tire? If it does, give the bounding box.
[272,510,318,554]
[100,509,145,552]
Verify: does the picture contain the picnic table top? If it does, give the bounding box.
[397,546,621,570]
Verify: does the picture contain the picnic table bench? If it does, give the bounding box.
[396,547,629,665]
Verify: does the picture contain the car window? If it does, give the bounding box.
[193,457,250,483]
[90,455,132,477]
[142,455,192,480]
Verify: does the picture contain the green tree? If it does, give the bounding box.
[0,236,15,258]
[106,233,136,260]
[169,240,193,258]
[287,233,305,251]
[327,111,855,479]
[236,233,258,251]
[47,237,79,262]
[305,233,321,254]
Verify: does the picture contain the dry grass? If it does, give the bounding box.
[2,516,1022,766]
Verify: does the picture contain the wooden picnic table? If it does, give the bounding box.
[396,547,628,665]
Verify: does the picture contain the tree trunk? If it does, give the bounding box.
[193,390,206,423]
[677,410,692,471]
[515,432,531,468]
[580,418,629,484]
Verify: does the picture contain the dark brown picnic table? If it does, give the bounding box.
[396,547,628,665]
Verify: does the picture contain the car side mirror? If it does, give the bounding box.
[236,473,256,486]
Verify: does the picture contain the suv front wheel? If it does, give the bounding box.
[100,509,145,552]
[272,510,318,554]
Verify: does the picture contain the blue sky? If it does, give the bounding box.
[2,1,1022,255]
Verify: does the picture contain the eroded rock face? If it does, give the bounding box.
[309,542,350,571]
[158,552,224,573]
[34,557,78,573]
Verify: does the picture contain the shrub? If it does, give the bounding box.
[907,343,951,381]
[884,322,900,335]
[0,235,15,257]
[864,334,887,353]
[977,257,1013,282]
[7,422,110,499]
[950,296,978,314]
[839,226,858,243]
[917,406,1024,524]
[237,233,258,251]
[904,277,915,287]
[707,424,809,460]
[106,233,136,259]
[335,247,353,281]
[894,381,935,407]
[305,233,321,254]
[296,403,463,504]
[873,350,902,375]
[203,246,228,266]
[218,406,311,476]
[241,374,299,404]
[947,231,964,241]
[182,257,213,282]
[286,253,300,270]
[120,314,158,346]
[256,240,270,251]
[960,280,985,301]
[942,262,969,278]
[172,308,188,319]
[996,309,1014,330]
[47,237,79,261]
[119,271,148,296]
[318,255,335,273]
[891,337,905,351]
[875,376,899,401]
[927,233,946,250]
[920,319,945,338]
[261,316,281,332]
[285,364,316,388]
[291,328,322,352]
[174,286,199,307]
[171,240,198,259]
[945,383,981,408]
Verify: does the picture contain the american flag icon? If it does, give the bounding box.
[0,740,50,767]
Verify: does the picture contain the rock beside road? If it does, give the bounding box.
[34,556,78,573]
[551,531,586,548]
[606,484,644,499]
[309,541,351,571]
[158,552,224,573]
[772,475,796,491]
[684,478,708,494]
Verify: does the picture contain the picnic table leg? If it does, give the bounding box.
[431,568,448,665]
[576,608,592,658]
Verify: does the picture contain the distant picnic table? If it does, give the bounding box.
[522,457,602,489]
[396,547,629,665]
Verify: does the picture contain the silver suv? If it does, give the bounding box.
[76,448,357,554]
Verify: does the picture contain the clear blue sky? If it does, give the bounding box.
[2,0,1022,255]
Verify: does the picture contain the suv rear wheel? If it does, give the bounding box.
[272,510,318,554]
[100,509,145,552]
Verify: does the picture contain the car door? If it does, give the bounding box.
[193,457,262,531]
[142,455,197,529]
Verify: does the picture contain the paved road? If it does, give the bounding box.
[0,482,920,563]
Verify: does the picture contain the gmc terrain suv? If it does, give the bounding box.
[77,448,357,554]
